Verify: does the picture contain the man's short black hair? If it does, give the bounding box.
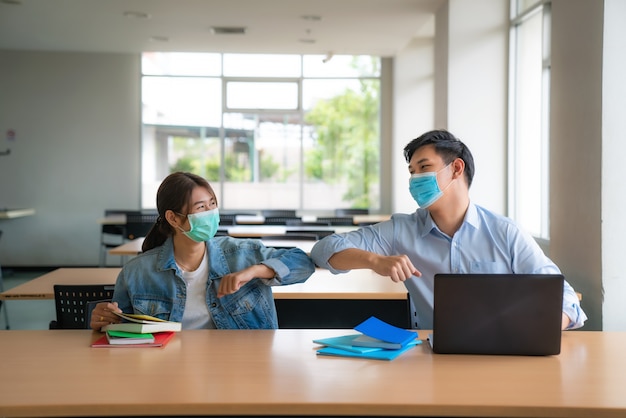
[403,129,475,187]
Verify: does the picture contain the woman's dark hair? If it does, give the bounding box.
[403,129,475,187]
[141,172,217,252]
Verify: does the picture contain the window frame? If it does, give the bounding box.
[508,0,552,240]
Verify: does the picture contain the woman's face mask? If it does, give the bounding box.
[408,164,452,208]
[179,208,220,242]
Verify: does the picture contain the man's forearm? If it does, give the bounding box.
[328,248,376,270]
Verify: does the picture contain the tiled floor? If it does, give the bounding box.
[0,269,56,330]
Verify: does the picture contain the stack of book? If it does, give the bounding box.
[91,312,181,348]
[313,316,421,361]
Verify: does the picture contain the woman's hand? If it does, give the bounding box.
[217,264,275,298]
[90,301,123,331]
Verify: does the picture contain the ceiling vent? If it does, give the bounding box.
[210,26,247,35]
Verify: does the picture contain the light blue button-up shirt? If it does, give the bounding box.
[311,203,587,330]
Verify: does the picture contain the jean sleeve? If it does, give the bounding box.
[258,246,315,286]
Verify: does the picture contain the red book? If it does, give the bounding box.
[91,331,175,348]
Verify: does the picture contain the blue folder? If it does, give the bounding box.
[316,340,421,361]
[354,316,418,346]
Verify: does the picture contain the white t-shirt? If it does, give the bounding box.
[178,249,215,329]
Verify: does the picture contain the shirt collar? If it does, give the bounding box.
[419,201,479,237]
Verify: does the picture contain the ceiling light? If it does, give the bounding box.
[123,11,151,19]
[298,39,316,44]
[150,36,169,42]
[300,15,322,22]
[210,26,247,35]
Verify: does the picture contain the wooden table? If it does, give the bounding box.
[0,268,121,300]
[0,329,624,418]
[353,213,390,224]
[0,208,36,219]
[0,208,36,329]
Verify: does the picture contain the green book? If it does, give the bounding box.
[106,330,155,345]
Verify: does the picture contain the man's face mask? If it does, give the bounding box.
[408,164,452,208]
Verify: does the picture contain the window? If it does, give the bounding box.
[509,0,551,238]
[141,53,381,212]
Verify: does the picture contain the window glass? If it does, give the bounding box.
[142,52,221,76]
[303,55,381,77]
[223,54,301,77]
[517,0,542,14]
[142,77,221,126]
[220,113,302,209]
[510,1,550,238]
[226,81,299,110]
[141,125,222,207]
[141,53,381,211]
[303,78,380,210]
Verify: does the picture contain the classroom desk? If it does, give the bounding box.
[0,329,624,418]
[0,268,121,300]
[1,208,36,329]
[108,237,145,255]
[353,213,391,224]
[0,267,410,328]
[0,208,36,219]
[225,224,355,237]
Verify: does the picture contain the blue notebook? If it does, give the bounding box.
[312,334,384,353]
[316,340,421,361]
[354,316,418,346]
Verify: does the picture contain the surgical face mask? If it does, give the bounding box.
[179,208,220,242]
[408,164,452,208]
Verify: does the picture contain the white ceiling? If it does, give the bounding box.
[0,0,442,57]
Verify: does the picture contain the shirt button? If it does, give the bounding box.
[211,303,217,308]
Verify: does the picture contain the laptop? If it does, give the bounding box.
[430,273,564,356]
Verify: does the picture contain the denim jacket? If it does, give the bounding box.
[112,236,315,329]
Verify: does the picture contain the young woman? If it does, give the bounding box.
[90,172,315,330]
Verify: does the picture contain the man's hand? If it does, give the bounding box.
[328,248,421,282]
[370,254,421,282]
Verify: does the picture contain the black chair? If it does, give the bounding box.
[316,216,355,226]
[0,230,8,329]
[335,208,369,216]
[289,229,334,239]
[99,209,139,267]
[50,284,115,329]
[125,213,158,240]
[285,219,331,227]
[219,214,237,226]
[262,233,320,241]
[261,209,297,218]
[263,216,301,225]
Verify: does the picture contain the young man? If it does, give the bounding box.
[311,130,586,330]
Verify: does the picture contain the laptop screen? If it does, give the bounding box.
[432,274,564,356]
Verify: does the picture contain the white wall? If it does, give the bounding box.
[392,0,509,215]
[392,28,436,214]
[601,0,626,331]
[447,0,508,215]
[0,51,140,266]
[550,0,604,330]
